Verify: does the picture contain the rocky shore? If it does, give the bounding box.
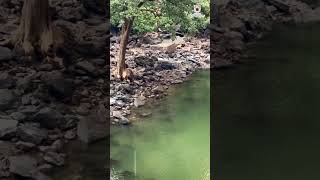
[110,0,320,126]
[211,0,320,69]
[110,36,210,125]
[0,0,107,179]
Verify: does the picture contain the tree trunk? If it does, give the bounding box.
[116,18,133,79]
[14,0,55,57]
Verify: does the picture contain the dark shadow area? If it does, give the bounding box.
[0,0,109,179]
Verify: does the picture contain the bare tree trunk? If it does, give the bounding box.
[13,0,57,57]
[116,18,133,80]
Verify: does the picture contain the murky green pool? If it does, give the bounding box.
[111,70,210,180]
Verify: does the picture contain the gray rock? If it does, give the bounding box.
[0,89,16,111]
[60,115,78,130]
[43,152,65,166]
[0,157,10,177]
[64,129,76,140]
[16,73,35,92]
[19,105,40,116]
[0,141,15,156]
[228,39,245,52]
[76,61,97,76]
[152,86,164,94]
[39,146,55,153]
[155,61,175,71]
[134,56,156,67]
[15,141,36,151]
[17,124,48,145]
[37,164,53,174]
[263,0,290,13]
[112,111,123,119]
[32,171,53,180]
[119,117,130,125]
[92,58,105,66]
[10,112,27,122]
[0,72,15,89]
[77,104,107,144]
[0,47,12,62]
[0,119,18,140]
[42,71,74,99]
[9,155,37,177]
[134,96,146,107]
[51,140,63,152]
[32,107,65,129]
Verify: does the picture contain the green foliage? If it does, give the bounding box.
[111,0,210,35]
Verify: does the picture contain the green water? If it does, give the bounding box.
[213,23,320,179]
[111,71,210,180]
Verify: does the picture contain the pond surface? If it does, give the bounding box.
[213,23,320,179]
[111,70,210,180]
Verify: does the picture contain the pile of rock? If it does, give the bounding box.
[0,0,108,179]
[110,37,210,125]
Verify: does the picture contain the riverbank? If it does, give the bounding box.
[110,0,320,125]
[0,1,107,180]
[110,37,210,125]
[212,0,320,69]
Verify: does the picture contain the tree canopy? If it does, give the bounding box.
[111,0,210,35]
